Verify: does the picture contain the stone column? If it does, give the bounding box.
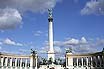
[98,56,100,67]
[1,57,4,66]
[103,55,104,67]
[100,56,102,67]
[10,58,13,67]
[25,59,28,69]
[35,55,37,69]
[48,9,55,62]
[25,59,28,67]
[90,57,93,68]
[15,58,18,67]
[95,56,98,67]
[68,57,73,69]
[86,57,89,69]
[81,58,83,68]
[30,55,36,68]
[86,57,88,66]
[20,58,22,67]
[77,58,78,67]
[5,57,8,66]
[66,57,68,67]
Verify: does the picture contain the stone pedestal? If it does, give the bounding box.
[30,53,37,69]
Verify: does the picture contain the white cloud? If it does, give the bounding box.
[73,44,98,54]
[63,37,87,46]
[54,46,62,53]
[0,8,22,30]
[43,37,104,54]
[39,46,49,53]
[0,0,60,13]
[54,41,63,46]
[45,37,87,46]
[81,0,104,15]
[0,42,2,45]
[34,31,43,36]
[3,38,23,46]
[19,49,30,55]
[3,38,15,45]
[0,0,61,30]
[64,38,79,45]
[80,37,87,44]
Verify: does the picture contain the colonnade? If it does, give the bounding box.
[66,52,104,69]
[0,52,37,68]
[0,57,30,67]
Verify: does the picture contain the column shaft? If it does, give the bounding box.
[15,58,18,67]
[10,58,13,67]
[95,56,97,67]
[82,58,83,67]
[86,57,88,66]
[20,58,22,67]
[35,56,37,68]
[1,57,4,66]
[66,57,68,67]
[90,57,93,67]
[5,57,8,66]
[25,59,28,67]
[77,58,78,67]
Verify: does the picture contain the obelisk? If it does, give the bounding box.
[48,9,55,62]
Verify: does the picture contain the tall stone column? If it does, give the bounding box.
[48,9,55,62]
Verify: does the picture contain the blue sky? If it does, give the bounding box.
[0,0,104,58]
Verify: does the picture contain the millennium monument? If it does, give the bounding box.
[0,9,104,69]
[48,9,55,62]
